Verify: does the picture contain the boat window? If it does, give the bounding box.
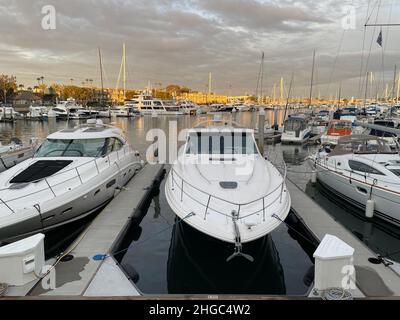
[284,119,305,131]
[389,169,400,177]
[370,121,396,137]
[331,122,352,129]
[348,160,384,175]
[185,132,257,155]
[35,138,109,158]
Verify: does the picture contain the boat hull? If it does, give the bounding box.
[281,130,311,144]
[315,162,400,226]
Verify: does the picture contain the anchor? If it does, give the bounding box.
[226,210,254,262]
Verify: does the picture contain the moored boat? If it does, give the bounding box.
[310,135,400,226]
[281,115,311,144]
[165,118,291,261]
[0,119,141,244]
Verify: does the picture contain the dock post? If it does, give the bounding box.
[258,107,265,156]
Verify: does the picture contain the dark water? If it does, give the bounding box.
[114,178,314,295]
[1,111,400,294]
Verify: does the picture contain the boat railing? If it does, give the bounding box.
[0,145,134,214]
[169,160,288,221]
[316,157,397,186]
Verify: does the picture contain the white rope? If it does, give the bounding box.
[0,283,8,297]
[322,287,353,300]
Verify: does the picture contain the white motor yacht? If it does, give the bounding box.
[51,98,88,120]
[165,119,291,261]
[310,135,400,226]
[110,105,137,117]
[281,115,311,144]
[0,119,141,244]
[27,106,48,121]
[130,94,184,115]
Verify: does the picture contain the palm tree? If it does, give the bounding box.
[36,78,41,86]
[40,76,44,85]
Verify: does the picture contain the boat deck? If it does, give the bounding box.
[286,178,400,297]
[25,163,165,297]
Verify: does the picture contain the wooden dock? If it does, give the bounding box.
[26,163,165,297]
[287,178,400,297]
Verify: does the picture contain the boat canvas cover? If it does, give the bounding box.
[10,160,73,183]
[329,135,395,156]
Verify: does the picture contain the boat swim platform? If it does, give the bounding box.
[286,178,400,298]
[23,163,165,297]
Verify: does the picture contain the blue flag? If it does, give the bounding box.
[377,30,383,47]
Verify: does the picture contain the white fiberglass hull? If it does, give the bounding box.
[140,110,184,115]
[165,157,291,244]
[281,129,311,144]
[314,161,400,226]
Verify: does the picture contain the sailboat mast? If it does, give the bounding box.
[260,52,264,105]
[208,72,212,96]
[308,49,315,108]
[98,47,104,105]
[364,71,369,109]
[283,73,294,123]
[392,65,397,102]
[397,72,400,103]
[123,43,126,101]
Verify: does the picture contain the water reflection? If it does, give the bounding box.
[167,221,286,295]
[305,181,400,262]
[281,145,310,165]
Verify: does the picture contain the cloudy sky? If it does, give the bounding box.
[0,0,399,98]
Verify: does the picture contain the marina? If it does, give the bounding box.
[2,1,400,310]
[0,110,400,299]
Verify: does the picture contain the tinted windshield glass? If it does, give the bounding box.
[284,119,304,131]
[186,132,258,155]
[35,138,108,157]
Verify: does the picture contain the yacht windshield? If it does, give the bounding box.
[284,119,305,131]
[186,131,258,155]
[35,138,108,158]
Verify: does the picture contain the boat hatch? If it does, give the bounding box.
[219,181,238,189]
[84,127,107,133]
[10,160,73,183]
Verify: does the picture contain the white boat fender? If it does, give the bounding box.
[311,170,317,184]
[365,199,374,218]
